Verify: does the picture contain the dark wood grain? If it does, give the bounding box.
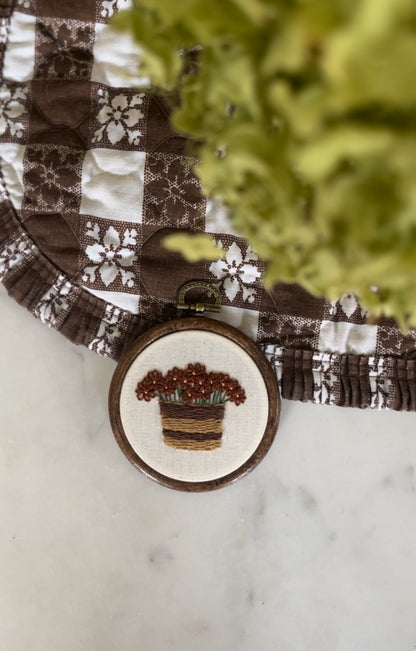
[108,316,281,492]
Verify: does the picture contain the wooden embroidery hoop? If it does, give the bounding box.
[109,283,281,492]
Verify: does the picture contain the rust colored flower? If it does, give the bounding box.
[134,363,246,406]
[135,369,166,397]
[184,363,207,380]
[226,377,241,392]
[143,369,165,392]
[192,379,211,400]
[195,374,209,388]
[164,367,184,393]
[182,386,198,403]
[208,372,230,392]
[229,386,246,406]
[135,382,157,402]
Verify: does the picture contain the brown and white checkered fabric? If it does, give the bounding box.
[1,0,416,410]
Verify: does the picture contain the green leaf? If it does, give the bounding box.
[163,232,225,262]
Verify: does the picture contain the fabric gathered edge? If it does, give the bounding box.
[0,0,415,410]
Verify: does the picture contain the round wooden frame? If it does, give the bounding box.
[109,317,281,492]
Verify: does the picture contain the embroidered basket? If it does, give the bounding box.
[159,401,226,451]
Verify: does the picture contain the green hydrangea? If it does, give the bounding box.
[115,0,416,328]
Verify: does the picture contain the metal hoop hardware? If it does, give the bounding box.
[176,281,222,314]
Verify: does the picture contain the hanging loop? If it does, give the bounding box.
[177,281,222,314]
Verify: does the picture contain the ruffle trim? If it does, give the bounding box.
[2,196,416,408]
[263,345,416,411]
[0,197,149,359]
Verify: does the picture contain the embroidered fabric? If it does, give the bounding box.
[1,0,416,410]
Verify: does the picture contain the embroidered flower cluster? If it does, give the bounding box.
[135,363,246,406]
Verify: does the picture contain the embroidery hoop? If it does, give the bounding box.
[109,284,280,492]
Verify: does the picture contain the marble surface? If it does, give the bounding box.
[1,283,416,651]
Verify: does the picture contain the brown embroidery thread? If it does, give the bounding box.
[135,363,246,451]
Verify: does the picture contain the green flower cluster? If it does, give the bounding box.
[115,0,416,327]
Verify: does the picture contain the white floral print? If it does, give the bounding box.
[100,0,131,19]
[209,241,262,304]
[33,275,73,328]
[0,18,9,46]
[0,85,27,139]
[92,89,144,146]
[89,305,123,357]
[82,222,137,288]
[329,293,367,320]
[0,235,36,280]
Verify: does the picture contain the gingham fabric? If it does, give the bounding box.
[1,0,416,410]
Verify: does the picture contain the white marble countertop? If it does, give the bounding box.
[1,283,416,651]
